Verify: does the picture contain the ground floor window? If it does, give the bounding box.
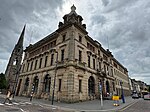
[79,79,82,93]
[106,81,110,93]
[24,77,29,91]
[43,74,51,93]
[33,76,39,93]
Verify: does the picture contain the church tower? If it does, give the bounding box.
[5,25,25,93]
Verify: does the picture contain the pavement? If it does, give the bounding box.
[0,94,141,112]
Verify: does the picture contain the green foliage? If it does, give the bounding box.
[0,73,7,89]
[148,85,150,92]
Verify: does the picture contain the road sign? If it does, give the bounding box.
[112,96,119,100]
[99,84,102,92]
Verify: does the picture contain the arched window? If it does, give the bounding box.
[33,76,39,93]
[106,81,110,93]
[13,58,18,65]
[43,74,51,92]
[24,77,29,91]
[88,76,95,95]
[112,82,115,91]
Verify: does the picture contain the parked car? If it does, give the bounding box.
[142,91,149,98]
[132,93,139,99]
[144,93,150,100]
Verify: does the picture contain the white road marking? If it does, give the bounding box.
[25,102,32,105]
[0,103,4,105]
[52,107,56,110]
[119,100,138,111]
[0,102,30,112]
[38,104,44,107]
[6,103,13,106]
[12,102,20,105]
[20,108,27,112]
[0,101,32,106]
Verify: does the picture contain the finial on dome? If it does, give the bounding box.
[71,4,76,11]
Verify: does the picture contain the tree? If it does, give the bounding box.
[148,85,150,92]
[0,73,7,90]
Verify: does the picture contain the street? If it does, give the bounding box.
[118,99,150,112]
[0,97,73,112]
[0,94,149,112]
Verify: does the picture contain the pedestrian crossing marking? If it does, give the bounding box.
[24,102,32,105]
[0,101,32,106]
[0,103,4,105]
[12,102,20,105]
[5,103,13,105]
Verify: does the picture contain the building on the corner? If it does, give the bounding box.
[16,5,130,102]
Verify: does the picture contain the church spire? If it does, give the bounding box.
[16,24,26,47]
[5,25,25,93]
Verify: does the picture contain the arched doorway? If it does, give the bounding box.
[33,76,39,93]
[88,76,95,96]
[106,81,110,94]
[43,74,51,93]
[24,77,29,92]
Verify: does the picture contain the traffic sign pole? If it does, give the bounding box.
[99,84,103,109]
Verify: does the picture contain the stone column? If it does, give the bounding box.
[37,74,43,98]
[17,76,24,96]
[28,75,34,97]
[67,72,74,102]
[68,25,75,62]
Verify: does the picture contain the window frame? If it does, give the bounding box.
[50,54,54,66]
[58,79,62,92]
[79,79,82,93]
[79,50,82,62]
[61,49,65,61]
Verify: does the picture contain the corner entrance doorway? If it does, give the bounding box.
[88,76,95,96]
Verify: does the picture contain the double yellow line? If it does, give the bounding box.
[118,100,139,112]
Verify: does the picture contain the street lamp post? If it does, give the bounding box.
[51,49,58,105]
[120,80,125,103]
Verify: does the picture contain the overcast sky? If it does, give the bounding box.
[0,0,150,85]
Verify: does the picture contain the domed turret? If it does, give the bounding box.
[63,5,83,25]
[58,5,86,31]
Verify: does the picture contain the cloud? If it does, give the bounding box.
[90,15,107,27]
[0,0,63,72]
[85,0,150,84]
[101,0,109,6]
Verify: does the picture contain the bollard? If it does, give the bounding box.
[30,94,33,101]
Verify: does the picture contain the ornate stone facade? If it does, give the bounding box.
[17,5,130,103]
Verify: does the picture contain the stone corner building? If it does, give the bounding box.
[16,5,130,103]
